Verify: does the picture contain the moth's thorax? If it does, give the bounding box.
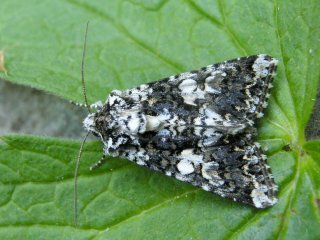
[110,91,181,129]
[84,92,164,154]
[107,94,147,133]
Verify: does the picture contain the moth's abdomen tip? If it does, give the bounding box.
[254,199,278,209]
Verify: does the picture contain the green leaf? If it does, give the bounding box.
[304,141,320,165]
[0,0,320,239]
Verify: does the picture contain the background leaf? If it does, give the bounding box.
[0,0,319,239]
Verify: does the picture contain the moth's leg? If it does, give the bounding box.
[90,154,106,170]
[89,101,103,110]
[69,101,103,111]
[69,100,90,109]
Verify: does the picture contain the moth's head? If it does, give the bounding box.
[83,101,107,138]
[83,112,98,134]
[82,104,128,155]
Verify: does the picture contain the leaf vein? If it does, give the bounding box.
[93,189,199,237]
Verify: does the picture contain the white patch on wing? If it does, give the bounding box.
[145,115,161,131]
[124,84,151,101]
[201,162,220,181]
[253,55,278,78]
[201,184,210,191]
[179,149,203,164]
[193,107,223,128]
[178,72,197,80]
[251,185,277,208]
[204,108,223,125]
[127,117,140,133]
[204,108,223,120]
[178,79,197,92]
[204,70,226,94]
[178,79,206,105]
[200,130,222,147]
[177,160,194,175]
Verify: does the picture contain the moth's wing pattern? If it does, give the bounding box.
[124,54,277,134]
[119,128,277,208]
[96,54,279,208]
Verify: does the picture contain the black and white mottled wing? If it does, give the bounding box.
[84,54,278,208]
[120,130,276,208]
[122,54,277,134]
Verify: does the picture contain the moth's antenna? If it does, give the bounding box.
[74,131,90,226]
[82,21,91,113]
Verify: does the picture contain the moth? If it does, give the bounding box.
[77,54,278,213]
